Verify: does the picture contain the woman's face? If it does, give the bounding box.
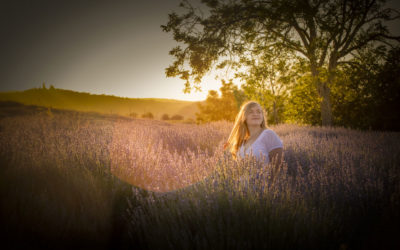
[245,105,263,126]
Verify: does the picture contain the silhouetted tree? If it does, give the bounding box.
[374,47,400,130]
[162,0,400,126]
[332,45,400,130]
[196,79,243,123]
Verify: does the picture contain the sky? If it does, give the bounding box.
[0,0,399,101]
[0,0,224,101]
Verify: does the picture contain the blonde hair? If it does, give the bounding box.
[224,101,267,160]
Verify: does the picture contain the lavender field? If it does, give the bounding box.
[0,106,399,249]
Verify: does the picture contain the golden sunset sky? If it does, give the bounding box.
[1,0,399,101]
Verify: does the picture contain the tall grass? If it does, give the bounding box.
[0,109,399,249]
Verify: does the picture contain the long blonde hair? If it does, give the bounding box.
[224,101,267,160]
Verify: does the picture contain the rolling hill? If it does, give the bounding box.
[0,87,200,120]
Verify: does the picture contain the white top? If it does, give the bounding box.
[238,129,283,164]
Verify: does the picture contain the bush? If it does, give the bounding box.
[170,114,183,120]
[141,112,154,119]
[161,114,170,120]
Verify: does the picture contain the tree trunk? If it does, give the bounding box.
[321,57,338,127]
[310,62,333,126]
[273,100,277,124]
[320,82,332,126]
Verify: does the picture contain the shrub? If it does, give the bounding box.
[142,112,154,119]
[170,114,183,120]
[161,114,170,120]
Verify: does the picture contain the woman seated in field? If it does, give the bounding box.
[224,101,283,169]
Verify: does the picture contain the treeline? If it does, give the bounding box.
[196,46,400,131]
[129,111,186,121]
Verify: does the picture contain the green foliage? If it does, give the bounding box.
[232,85,247,110]
[196,80,244,123]
[284,74,321,125]
[237,45,293,125]
[331,46,400,130]
[374,47,400,130]
[163,0,400,126]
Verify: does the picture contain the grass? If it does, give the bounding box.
[0,87,199,119]
[0,101,399,249]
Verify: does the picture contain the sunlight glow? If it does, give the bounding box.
[109,120,220,192]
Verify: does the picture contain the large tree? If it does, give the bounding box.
[162,0,400,126]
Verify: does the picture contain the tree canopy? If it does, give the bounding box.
[162,0,400,126]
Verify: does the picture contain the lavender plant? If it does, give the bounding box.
[0,111,399,249]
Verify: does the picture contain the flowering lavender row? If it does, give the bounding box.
[1,112,399,249]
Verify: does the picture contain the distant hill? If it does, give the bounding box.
[0,87,200,119]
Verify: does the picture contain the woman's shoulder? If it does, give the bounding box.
[260,128,282,142]
[261,128,277,136]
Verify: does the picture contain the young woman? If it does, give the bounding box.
[224,101,283,167]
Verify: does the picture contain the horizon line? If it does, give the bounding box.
[0,87,206,102]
